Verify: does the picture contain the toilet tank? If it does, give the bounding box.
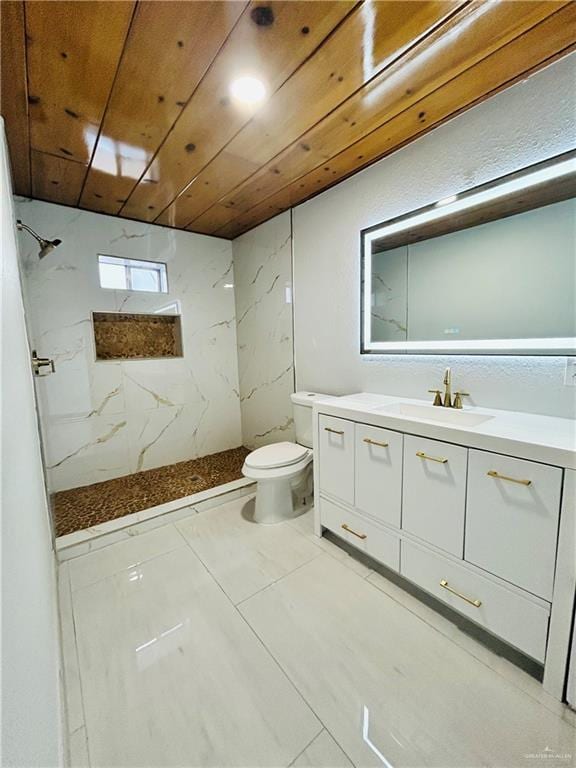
[291,392,329,448]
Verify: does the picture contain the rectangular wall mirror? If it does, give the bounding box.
[361,152,576,355]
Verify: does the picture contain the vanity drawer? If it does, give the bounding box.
[319,415,355,506]
[401,540,550,662]
[402,435,467,557]
[320,497,400,573]
[465,450,562,601]
[355,424,402,529]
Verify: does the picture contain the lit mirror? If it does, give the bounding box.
[361,152,576,355]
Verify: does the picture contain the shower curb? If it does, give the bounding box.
[55,478,255,561]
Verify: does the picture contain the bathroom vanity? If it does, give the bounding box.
[312,393,576,700]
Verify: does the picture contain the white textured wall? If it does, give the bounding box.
[293,54,576,419]
[16,200,242,491]
[1,122,63,765]
[233,211,295,448]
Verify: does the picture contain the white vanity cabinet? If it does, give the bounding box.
[315,400,572,672]
[355,424,402,528]
[465,450,562,601]
[402,435,467,557]
[318,415,355,506]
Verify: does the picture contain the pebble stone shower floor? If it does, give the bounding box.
[51,446,250,537]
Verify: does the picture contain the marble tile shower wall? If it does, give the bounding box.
[232,212,295,449]
[16,199,242,492]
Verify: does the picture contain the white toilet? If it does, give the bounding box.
[242,392,328,524]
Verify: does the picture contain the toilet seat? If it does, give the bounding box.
[245,441,309,470]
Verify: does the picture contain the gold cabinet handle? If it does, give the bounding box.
[363,437,389,448]
[341,523,367,540]
[487,470,531,486]
[416,450,448,464]
[325,427,344,435]
[440,579,482,608]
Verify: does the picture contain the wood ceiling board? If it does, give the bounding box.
[184,204,240,235]
[198,0,567,230]
[118,0,357,223]
[31,150,88,206]
[0,1,30,195]
[159,0,463,229]
[155,149,261,228]
[215,7,576,239]
[26,0,135,165]
[79,1,247,216]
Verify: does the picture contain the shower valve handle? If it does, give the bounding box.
[31,350,55,376]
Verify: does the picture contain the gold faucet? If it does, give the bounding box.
[442,367,452,408]
[429,367,469,408]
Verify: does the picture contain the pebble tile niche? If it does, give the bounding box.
[92,312,183,361]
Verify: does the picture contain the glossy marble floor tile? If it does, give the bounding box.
[59,562,85,738]
[176,496,323,604]
[240,554,576,768]
[62,498,575,768]
[68,523,185,591]
[291,730,353,767]
[72,545,321,767]
[67,727,89,768]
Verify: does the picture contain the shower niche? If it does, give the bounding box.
[92,312,183,361]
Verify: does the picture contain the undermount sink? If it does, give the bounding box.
[375,402,494,427]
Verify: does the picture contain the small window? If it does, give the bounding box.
[98,254,168,293]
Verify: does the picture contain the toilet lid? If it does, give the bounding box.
[245,441,309,470]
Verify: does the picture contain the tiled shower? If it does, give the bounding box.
[16,198,294,535]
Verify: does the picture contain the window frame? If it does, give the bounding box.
[97,253,169,294]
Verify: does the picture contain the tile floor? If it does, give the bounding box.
[59,495,576,768]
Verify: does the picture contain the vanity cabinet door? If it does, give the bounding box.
[402,435,467,557]
[465,450,562,601]
[355,424,402,529]
[318,415,354,506]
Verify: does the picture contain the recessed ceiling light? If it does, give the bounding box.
[230,76,266,105]
[436,194,458,207]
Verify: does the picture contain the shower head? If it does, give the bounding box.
[38,237,62,260]
[16,219,62,259]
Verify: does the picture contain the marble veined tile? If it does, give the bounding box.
[67,727,89,768]
[176,496,323,604]
[68,524,185,591]
[58,563,85,736]
[240,555,576,768]
[233,211,295,449]
[291,730,353,768]
[73,546,320,767]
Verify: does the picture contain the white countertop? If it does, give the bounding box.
[313,393,576,470]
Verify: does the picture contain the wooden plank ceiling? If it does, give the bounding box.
[1,0,575,240]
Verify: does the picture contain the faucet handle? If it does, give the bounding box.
[428,389,442,407]
[453,391,469,409]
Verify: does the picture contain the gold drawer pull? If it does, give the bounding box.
[440,579,482,607]
[325,427,344,435]
[487,470,531,486]
[363,437,389,448]
[416,450,448,464]
[341,523,367,540]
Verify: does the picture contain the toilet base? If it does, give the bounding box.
[252,464,313,524]
[254,477,294,524]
